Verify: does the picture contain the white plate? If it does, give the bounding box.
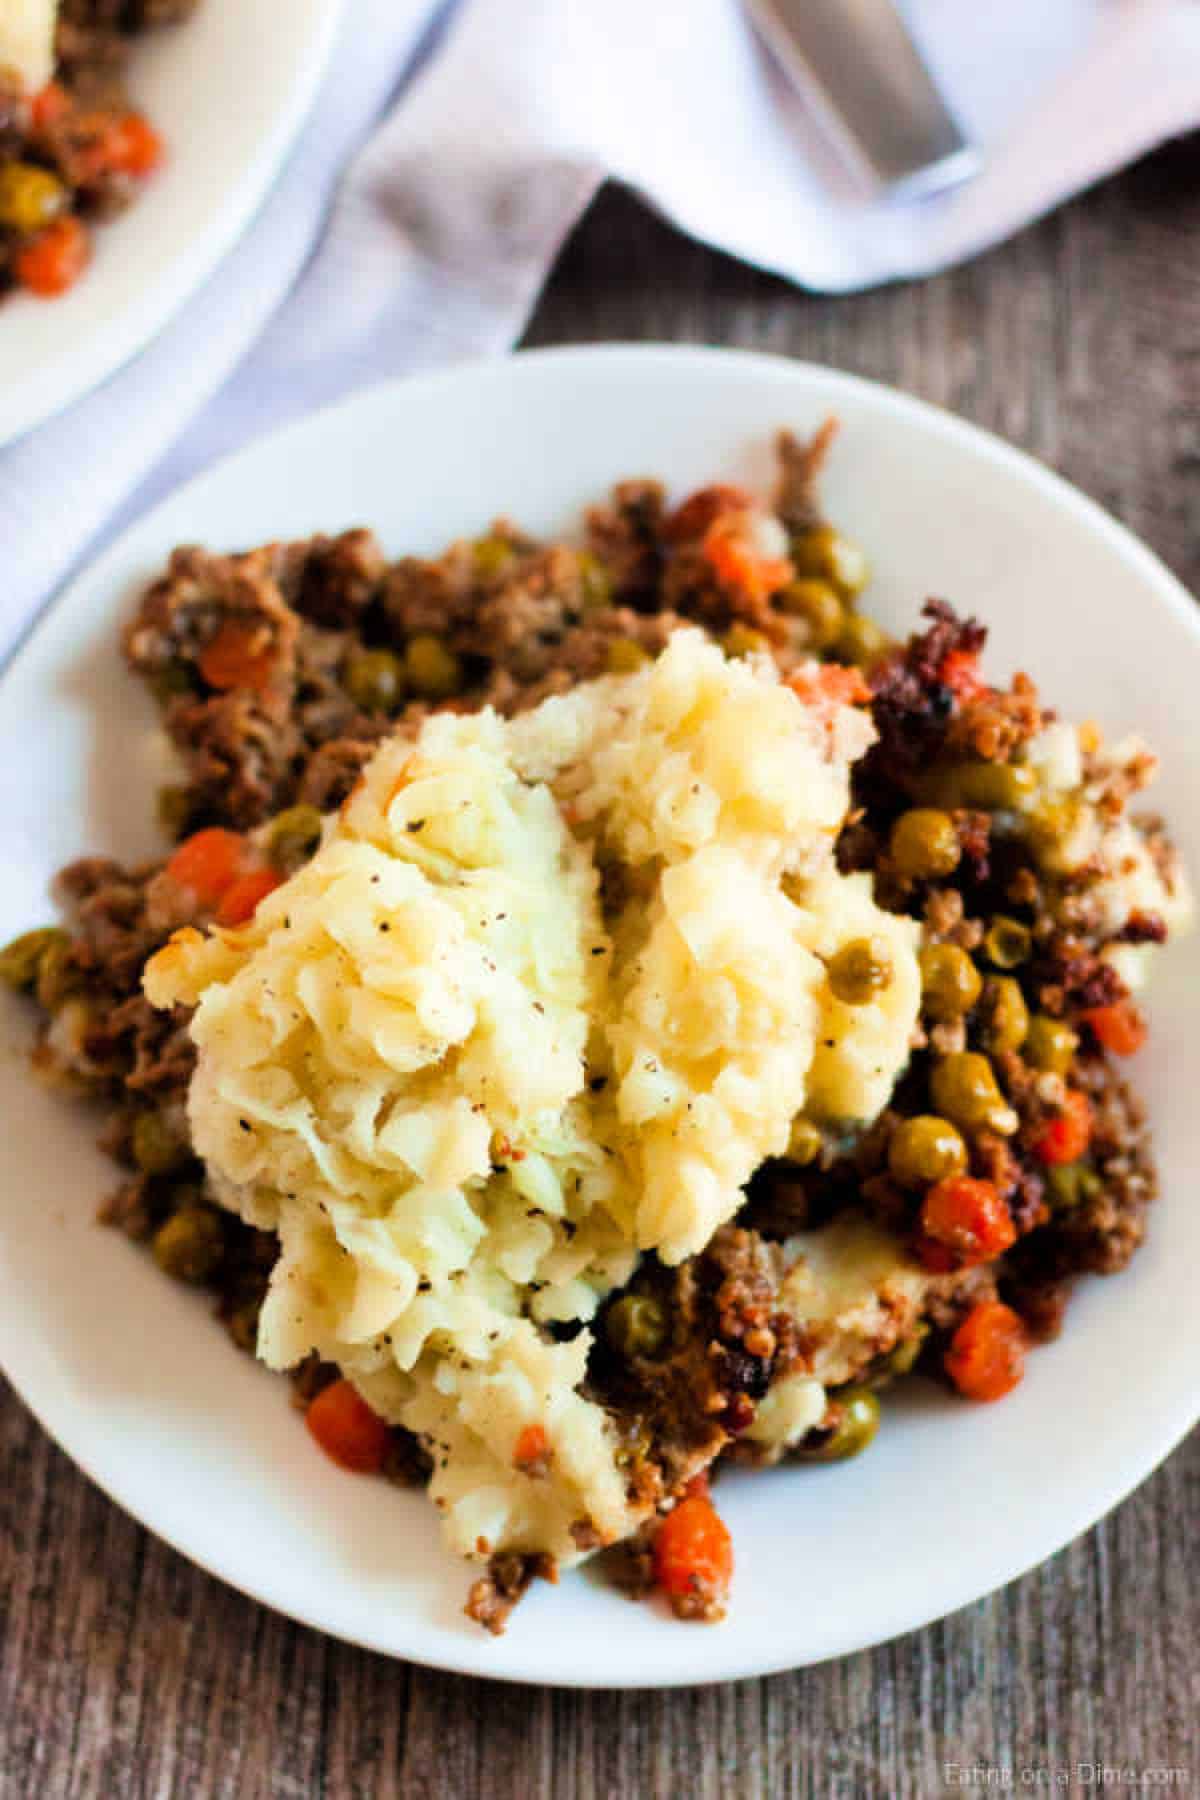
[1,347,1198,1688]
[0,0,341,445]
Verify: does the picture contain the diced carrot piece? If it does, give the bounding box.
[945,1301,1026,1402]
[306,1378,391,1473]
[198,620,277,694]
[513,1423,549,1470]
[165,828,245,907]
[104,113,163,177]
[653,1493,734,1607]
[918,1176,1016,1271]
[810,663,871,706]
[663,483,754,542]
[75,111,163,182]
[938,649,989,704]
[787,662,873,724]
[30,82,69,130]
[1081,1000,1147,1057]
[703,515,791,604]
[1032,1089,1092,1165]
[14,215,90,298]
[216,867,282,928]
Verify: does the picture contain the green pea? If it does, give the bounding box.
[795,1388,880,1462]
[890,808,960,881]
[930,1052,1016,1135]
[787,1117,824,1166]
[472,535,517,580]
[790,526,870,597]
[0,162,66,234]
[605,1293,668,1359]
[981,976,1030,1055]
[614,1421,653,1472]
[887,1115,968,1188]
[0,926,66,992]
[157,785,192,840]
[268,803,323,867]
[836,612,889,669]
[1028,797,1085,869]
[152,1206,225,1285]
[779,578,845,649]
[227,1297,263,1354]
[1024,1015,1078,1076]
[878,1324,929,1381]
[149,658,196,703]
[606,637,652,675]
[923,762,1038,813]
[577,551,613,609]
[919,942,982,1022]
[166,1181,205,1214]
[344,646,406,714]
[1046,1163,1101,1212]
[723,623,769,659]
[132,1110,188,1176]
[404,634,463,700]
[828,937,893,1005]
[984,916,1032,968]
[35,937,81,1010]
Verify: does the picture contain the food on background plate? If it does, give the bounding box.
[0,0,197,301]
[3,426,1189,1632]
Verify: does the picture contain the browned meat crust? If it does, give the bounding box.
[465,1553,557,1637]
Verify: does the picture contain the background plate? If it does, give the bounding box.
[0,0,341,445]
[0,347,1197,1687]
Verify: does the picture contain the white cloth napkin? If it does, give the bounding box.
[4,0,1199,660]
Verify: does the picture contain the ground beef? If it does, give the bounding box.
[584,480,667,602]
[858,601,991,800]
[464,1552,557,1637]
[479,606,687,714]
[1031,933,1127,1017]
[922,1263,1000,1336]
[119,502,792,835]
[596,1521,658,1602]
[294,734,385,811]
[167,691,301,829]
[586,1226,802,1506]
[289,529,387,629]
[126,543,300,686]
[773,420,838,534]
[1013,1054,1155,1279]
[61,0,200,27]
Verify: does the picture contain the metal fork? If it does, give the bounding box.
[744,0,980,200]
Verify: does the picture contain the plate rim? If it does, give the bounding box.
[2,342,1198,1687]
[0,0,345,447]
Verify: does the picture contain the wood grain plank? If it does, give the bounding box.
[4,139,1200,1798]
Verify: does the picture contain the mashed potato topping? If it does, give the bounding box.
[145,632,920,1563]
[746,1214,930,1458]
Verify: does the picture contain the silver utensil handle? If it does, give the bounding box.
[745,0,980,200]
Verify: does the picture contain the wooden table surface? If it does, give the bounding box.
[4,142,1200,1799]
